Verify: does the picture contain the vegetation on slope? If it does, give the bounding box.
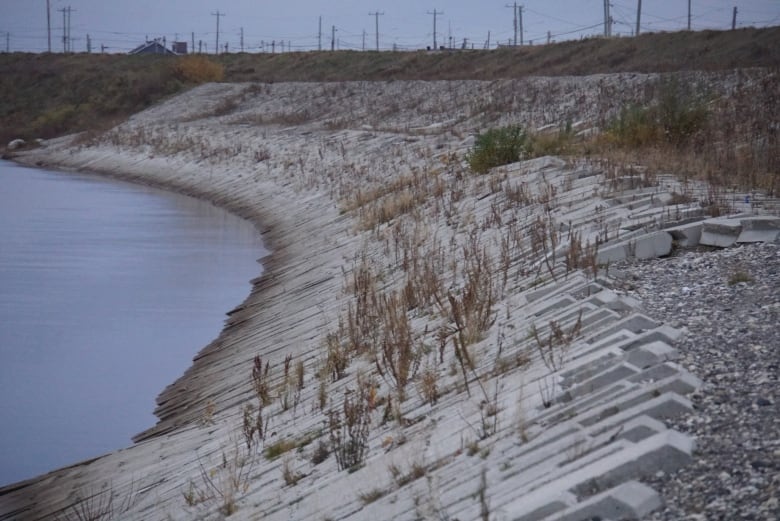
[1,26,779,144]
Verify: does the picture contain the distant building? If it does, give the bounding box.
[129,38,177,55]
[171,41,188,54]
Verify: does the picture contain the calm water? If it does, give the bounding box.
[0,160,266,486]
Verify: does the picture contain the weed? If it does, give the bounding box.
[325,331,350,382]
[374,292,422,401]
[281,456,304,487]
[251,355,272,407]
[186,436,255,516]
[264,438,298,460]
[728,270,754,285]
[478,468,490,521]
[358,488,387,505]
[530,310,583,373]
[418,363,440,405]
[310,440,330,465]
[55,482,137,521]
[388,461,428,488]
[172,55,225,83]
[328,382,372,471]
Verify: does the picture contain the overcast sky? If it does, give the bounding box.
[1,1,778,53]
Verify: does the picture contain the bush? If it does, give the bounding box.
[467,126,531,174]
[173,55,225,83]
[606,81,708,148]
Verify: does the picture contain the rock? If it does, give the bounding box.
[7,138,26,150]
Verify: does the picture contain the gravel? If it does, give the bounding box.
[611,241,780,520]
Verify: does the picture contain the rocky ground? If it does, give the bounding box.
[614,243,780,520]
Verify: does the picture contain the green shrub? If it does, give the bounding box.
[467,126,531,174]
[606,81,708,148]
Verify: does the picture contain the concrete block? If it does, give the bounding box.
[558,364,640,404]
[700,217,742,247]
[579,391,693,428]
[665,221,703,247]
[533,295,577,318]
[630,231,673,259]
[597,243,629,265]
[625,340,679,369]
[505,431,693,520]
[509,492,577,521]
[570,430,694,497]
[615,415,668,443]
[586,314,659,344]
[548,481,663,521]
[737,216,780,243]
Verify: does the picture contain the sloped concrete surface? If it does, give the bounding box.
[1,73,778,521]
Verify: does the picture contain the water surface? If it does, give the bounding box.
[0,160,266,486]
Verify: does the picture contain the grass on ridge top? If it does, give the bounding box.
[1,26,778,145]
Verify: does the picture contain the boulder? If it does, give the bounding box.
[7,139,26,150]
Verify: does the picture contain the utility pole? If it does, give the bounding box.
[519,5,524,45]
[212,11,224,54]
[5,32,9,53]
[369,11,383,51]
[603,0,612,37]
[318,16,322,51]
[46,0,51,52]
[506,3,518,46]
[192,32,195,54]
[547,30,551,44]
[731,6,737,30]
[67,6,72,52]
[636,0,642,36]
[687,0,692,30]
[240,27,244,52]
[331,25,336,51]
[59,6,66,52]
[362,30,366,51]
[86,33,91,53]
[427,9,442,49]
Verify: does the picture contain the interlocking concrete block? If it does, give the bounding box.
[665,221,703,247]
[570,430,695,497]
[737,216,780,243]
[630,231,673,259]
[579,391,693,428]
[548,480,663,521]
[505,430,693,520]
[509,492,577,521]
[625,340,679,369]
[586,313,659,345]
[700,217,742,247]
[597,243,629,265]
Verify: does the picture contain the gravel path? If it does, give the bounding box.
[612,241,780,520]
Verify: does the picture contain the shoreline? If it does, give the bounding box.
[11,143,337,441]
[4,154,278,444]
